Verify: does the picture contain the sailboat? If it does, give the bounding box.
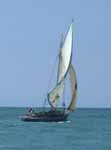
[21,21,77,122]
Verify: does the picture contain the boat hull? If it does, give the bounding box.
[21,111,68,122]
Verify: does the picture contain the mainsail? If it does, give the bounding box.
[67,64,77,111]
[57,23,73,83]
[48,23,73,109]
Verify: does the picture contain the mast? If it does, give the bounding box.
[57,33,64,83]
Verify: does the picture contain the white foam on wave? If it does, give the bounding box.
[57,120,71,124]
[66,120,71,123]
[58,121,64,124]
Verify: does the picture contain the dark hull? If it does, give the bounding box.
[21,110,68,122]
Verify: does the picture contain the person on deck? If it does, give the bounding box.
[28,107,33,113]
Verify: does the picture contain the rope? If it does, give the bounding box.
[62,80,66,110]
[42,54,59,109]
[46,54,59,93]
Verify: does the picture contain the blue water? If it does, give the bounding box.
[0,108,111,150]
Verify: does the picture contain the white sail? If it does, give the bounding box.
[48,80,64,108]
[67,64,77,112]
[57,23,73,83]
[48,23,73,108]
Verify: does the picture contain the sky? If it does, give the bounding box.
[0,0,111,107]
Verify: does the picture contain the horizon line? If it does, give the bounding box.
[0,106,111,109]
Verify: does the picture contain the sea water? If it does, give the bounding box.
[0,107,111,150]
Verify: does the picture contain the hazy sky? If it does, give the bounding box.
[0,0,111,107]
